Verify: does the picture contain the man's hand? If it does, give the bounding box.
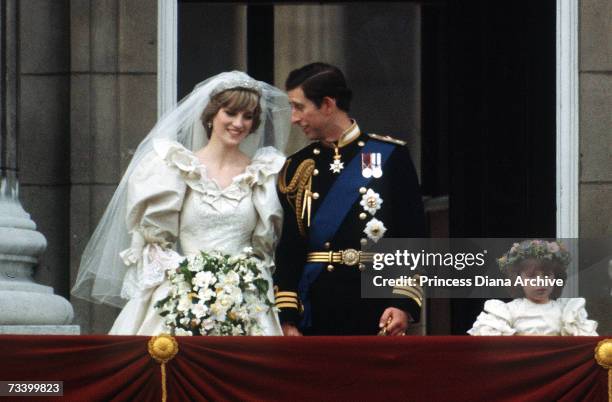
[282,323,303,336]
[378,307,409,336]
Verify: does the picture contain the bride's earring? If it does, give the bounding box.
[207,122,212,130]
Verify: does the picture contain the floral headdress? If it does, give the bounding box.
[497,239,571,272]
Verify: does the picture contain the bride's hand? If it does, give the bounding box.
[281,323,303,336]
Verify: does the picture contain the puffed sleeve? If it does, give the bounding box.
[467,299,516,336]
[119,139,196,299]
[559,298,599,336]
[247,146,286,274]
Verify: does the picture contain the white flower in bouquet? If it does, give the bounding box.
[231,326,245,336]
[188,255,204,272]
[233,306,250,321]
[198,287,215,302]
[193,270,216,289]
[192,302,209,319]
[243,270,255,283]
[175,328,193,336]
[222,270,241,286]
[229,285,244,304]
[177,295,191,312]
[201,318,215,332]
[210,303,227,323]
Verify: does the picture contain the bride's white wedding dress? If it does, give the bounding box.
[109,139,284,335]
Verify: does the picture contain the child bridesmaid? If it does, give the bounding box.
[468,240,598,336]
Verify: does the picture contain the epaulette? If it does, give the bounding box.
[368,133,407,146]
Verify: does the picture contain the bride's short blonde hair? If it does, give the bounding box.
[201,88,262,139]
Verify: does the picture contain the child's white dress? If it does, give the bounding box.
[467,298,598,336]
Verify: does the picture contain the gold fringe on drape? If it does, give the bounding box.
[148,334,179,402]
[595,339,612,402]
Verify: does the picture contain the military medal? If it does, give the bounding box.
[362,152,382,178]
[361,153,373,178]
[330,145,344,174]
[372,153,383,178]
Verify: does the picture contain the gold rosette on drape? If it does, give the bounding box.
[595,339,612,402]
[148,334,179,402]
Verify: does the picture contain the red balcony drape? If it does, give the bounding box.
[0,335,607,401]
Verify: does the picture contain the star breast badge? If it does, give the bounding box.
[330,158,344,173]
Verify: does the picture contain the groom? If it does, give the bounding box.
[274,62,426,335]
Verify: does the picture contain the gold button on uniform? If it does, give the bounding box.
[359,263,366,272]
[313,148,320,155]
[358,141,365,147]
[360,238,368,246]
[312,192,319,200]
[327,264,335,272]
[359,212,367,220]
[313,169,319,176]
[359,187,367,194]
[324,242,331,250]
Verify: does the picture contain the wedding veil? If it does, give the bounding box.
[71,71,291,308]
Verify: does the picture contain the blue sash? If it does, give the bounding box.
[298,140,395,329]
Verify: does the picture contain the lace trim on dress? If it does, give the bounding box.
[120,242,184,299]
[243,146,285,185]
[152,139,285,209]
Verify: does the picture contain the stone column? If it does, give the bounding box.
[0,0,76,334]
[274,5,347,155]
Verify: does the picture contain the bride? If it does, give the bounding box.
[71,71,291,335]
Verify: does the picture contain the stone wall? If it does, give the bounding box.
[18,0,71,309]
[579,0,612,334]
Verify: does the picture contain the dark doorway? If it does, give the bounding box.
[422,0,557,334]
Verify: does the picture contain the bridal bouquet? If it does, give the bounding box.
[154,247,273,336]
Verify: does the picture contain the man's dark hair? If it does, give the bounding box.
[285,62,352,112]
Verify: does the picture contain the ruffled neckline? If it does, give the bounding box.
[152,139,285,200]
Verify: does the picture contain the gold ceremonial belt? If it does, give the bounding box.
[306,249,373,266]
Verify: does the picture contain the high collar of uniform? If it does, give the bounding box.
[338,120,361,148]
[320,120,360,149]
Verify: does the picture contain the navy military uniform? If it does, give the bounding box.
[273,122,426,335]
